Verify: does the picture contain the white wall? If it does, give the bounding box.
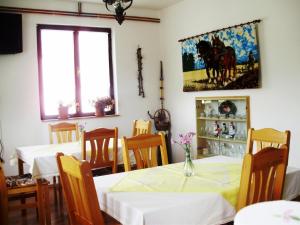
[0,0,162,175]
[160,0,300,166]
[1,0,300,174]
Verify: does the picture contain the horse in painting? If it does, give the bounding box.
[196,36,236,86]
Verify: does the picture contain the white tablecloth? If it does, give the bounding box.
[93,156,300,225]
[234,200,300,225]
[16,140,126,178]
[95,156,237,225]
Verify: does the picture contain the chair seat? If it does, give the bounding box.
[6,173,49,194]
[5,173,35,188]
[1,165,51,225]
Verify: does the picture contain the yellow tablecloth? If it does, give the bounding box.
[110,162,242,207]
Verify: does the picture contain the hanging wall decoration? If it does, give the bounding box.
[136,46,145,97]
[179,20,261,92]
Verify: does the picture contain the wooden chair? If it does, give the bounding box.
[56,153,120,225]
[48,122,80,144]
[82,127,118,174]
[132,119,152,136]
[122,133,168,171]
[246,128,290,154]
[48,122,80,204]
[236,144,289,211]
[0,164,50,225]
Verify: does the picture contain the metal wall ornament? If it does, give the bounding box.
[103,0,133,25]
[179,19,261,92]
[137,46,145,97]
[148,61,172,163]
[148,61,171,132]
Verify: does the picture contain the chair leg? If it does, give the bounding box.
[58,176,63,210]
[21,197,27,216]
[53,176,58,207]
[0,190,9,225]
[44,185,51,225]
[36,179,51,225]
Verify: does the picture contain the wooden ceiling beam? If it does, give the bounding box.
[0,6,160,23]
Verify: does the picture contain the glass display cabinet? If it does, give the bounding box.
[196,96,250,158]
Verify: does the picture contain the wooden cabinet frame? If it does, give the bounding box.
[196,96,250,158]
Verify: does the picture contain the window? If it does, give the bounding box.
[37,25,114,120]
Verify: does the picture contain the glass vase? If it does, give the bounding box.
[183,151,194,177]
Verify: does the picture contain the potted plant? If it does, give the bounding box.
[58,102,72,119]
[92,96,115,117]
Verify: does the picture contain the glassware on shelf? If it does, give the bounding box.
[212,142,219,155]
[204,104,213,117]
[235,129,242,140]
[207,141,213,154]
[238,144,246,159]
[200,127,204,136]
[220,142,226,156]
[241,130,247,141]
[205,127,210,136]
[228,143,235,157]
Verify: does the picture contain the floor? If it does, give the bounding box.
[7,184,120,225]
[8,186,68,225]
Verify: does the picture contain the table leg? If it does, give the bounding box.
[18,158,24,175]
[17,158,26,215]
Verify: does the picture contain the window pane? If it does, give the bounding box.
[41,29,76,115]
[79,31,111,113]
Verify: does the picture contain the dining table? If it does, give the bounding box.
[15,139,127,178]
[234,200,300,225]
[93,156,300,225]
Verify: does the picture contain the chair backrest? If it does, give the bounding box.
[82,127,118,173]
[48,122,79,144]
[132,119,152,136]
[246,128,290,154]
[236,144,289,211]
[56,153,104,225]
[122,133,168,171]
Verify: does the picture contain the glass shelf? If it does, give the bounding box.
[197,135,247,144]
[197,117,247,122]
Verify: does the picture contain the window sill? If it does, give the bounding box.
[41,114,120,122]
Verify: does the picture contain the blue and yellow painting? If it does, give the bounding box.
[181,23,260,91]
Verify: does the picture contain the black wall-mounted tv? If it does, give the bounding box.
[0,12,23,54]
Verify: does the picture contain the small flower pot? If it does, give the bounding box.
[95,106,105,117]
[58,106,69,119]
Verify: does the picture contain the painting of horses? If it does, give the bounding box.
[181,23,260,91]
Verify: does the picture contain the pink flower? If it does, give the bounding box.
[172,132,195,153]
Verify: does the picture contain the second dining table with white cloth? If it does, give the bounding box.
[15,139,125,178]
[94,156,300,225]
[234,200,300,225]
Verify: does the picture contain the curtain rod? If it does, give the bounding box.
[0,6,160,23]
[178,19,261,42]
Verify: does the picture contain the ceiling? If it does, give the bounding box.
[68,0,183,10]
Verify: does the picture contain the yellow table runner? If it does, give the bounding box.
[110,162,242,207]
